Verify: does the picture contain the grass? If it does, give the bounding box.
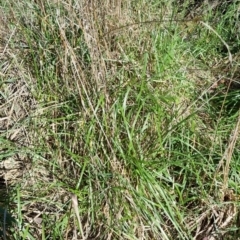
[1,0,240,239]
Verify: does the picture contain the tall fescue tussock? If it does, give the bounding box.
[1,0,240,239]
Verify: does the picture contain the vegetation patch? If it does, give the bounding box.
[1,0,240,239]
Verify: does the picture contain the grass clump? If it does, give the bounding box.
[1,0,240,239]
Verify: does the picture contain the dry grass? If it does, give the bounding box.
[1,0,240,239]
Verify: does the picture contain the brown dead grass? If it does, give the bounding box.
[0,8,36,185]
[1,1,240,239]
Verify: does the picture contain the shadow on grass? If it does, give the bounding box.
[0,206,16,239]
[0,177,16,239]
